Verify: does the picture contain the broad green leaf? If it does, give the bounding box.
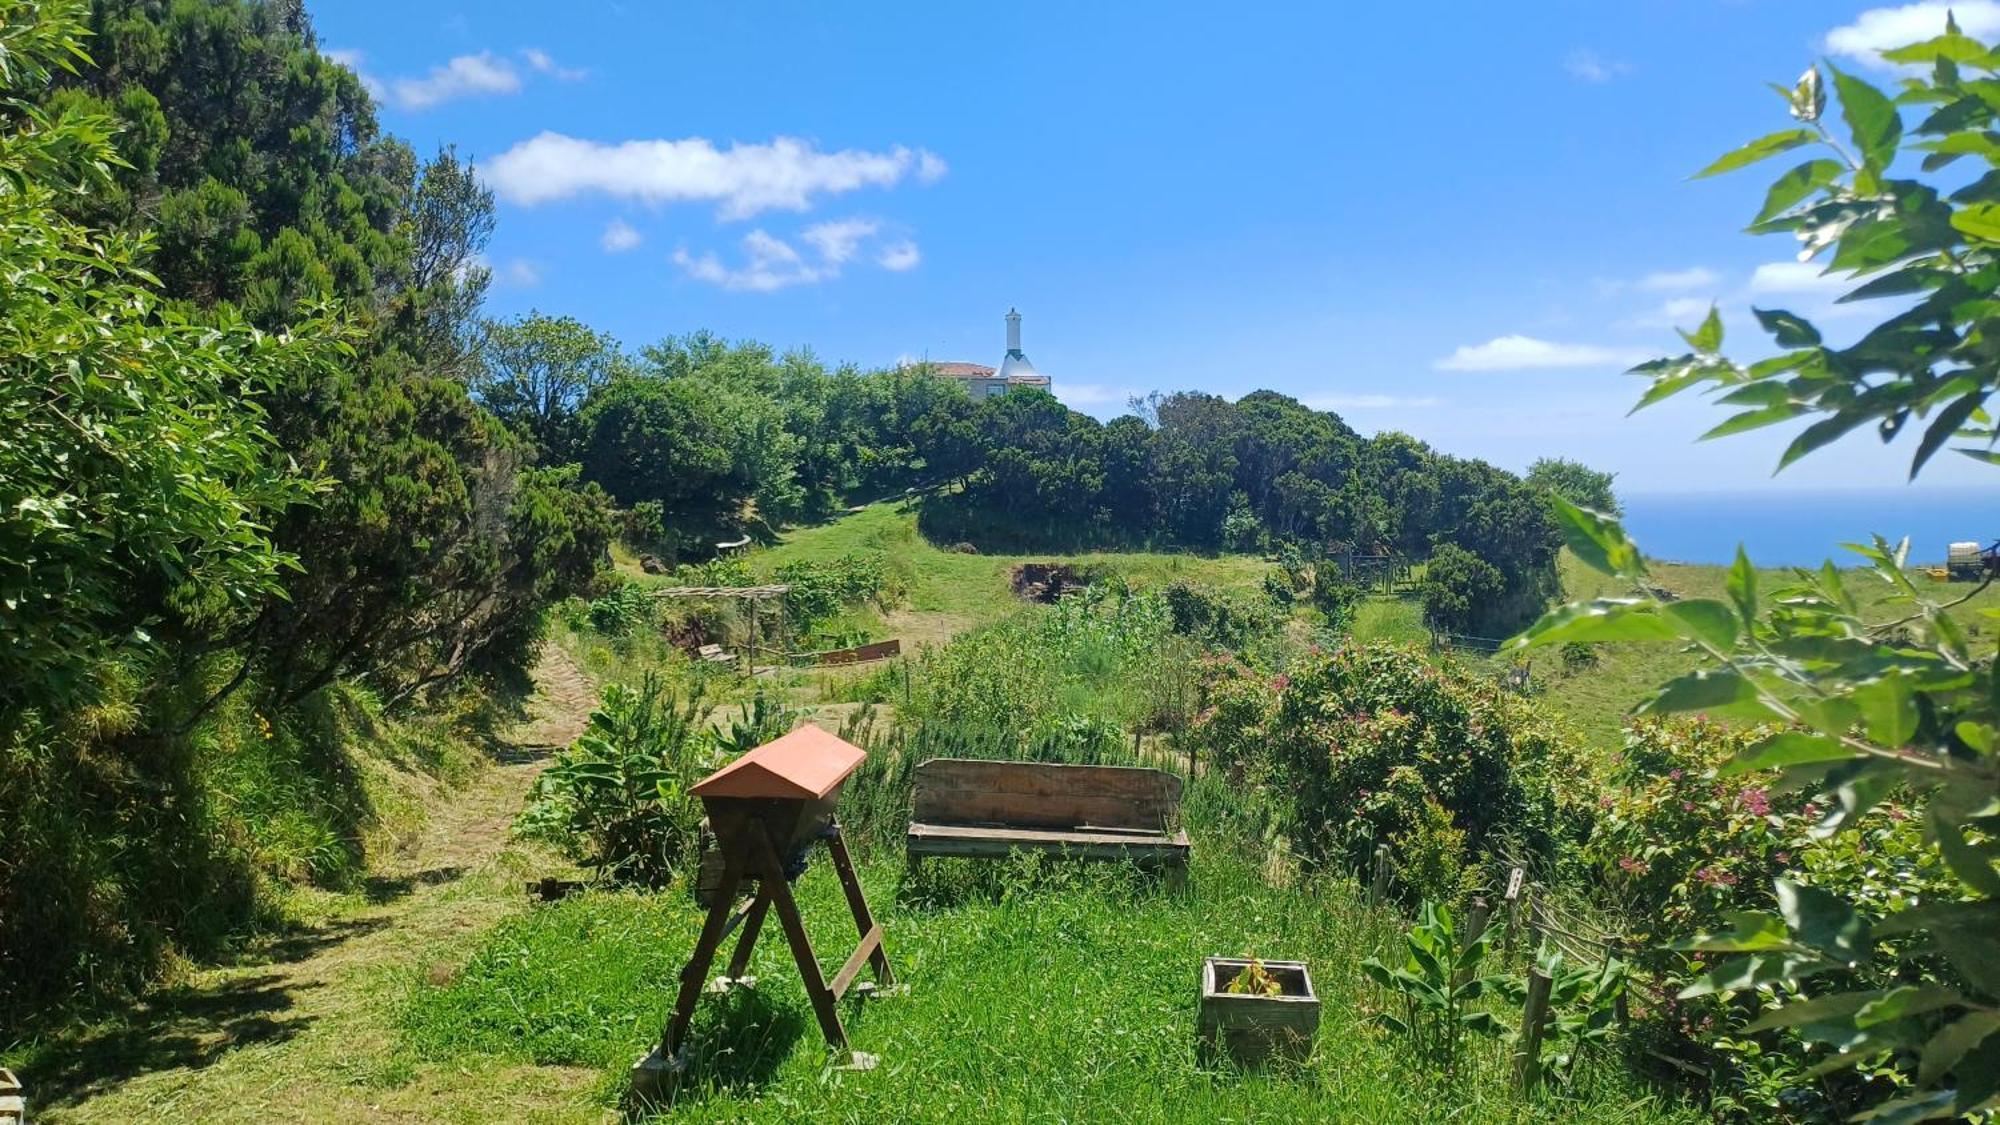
[1507,598,1680,650]
[1678,950,1835,997]
[1744,990,1880,1032]
[1695,128,1818,178]
[1664,599,1740,649]
[1546,495,1646,579]
[1918,1011,2000,1087]
[1931,807,2000,896]
[1777,879,1870,961]
[1952,201,2000,241]
[1854,673,1919,746]
[1756,159,1847,222]
[1752,307,1823,347]
[1727,545,1758,624]
[1855,985,1965,1028]
[1832,67,1903,174]
[1911,391,1987,478]
[1778,412,1872,471]
[1681,305,1725,352]
[1882,31,1995,66]
[1674,909,1792,953]
[1641,668,1758,714]
[1703,403,1804,440]
[1725,731,1854,774]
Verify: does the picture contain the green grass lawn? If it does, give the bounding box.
[402,841,1696,1124]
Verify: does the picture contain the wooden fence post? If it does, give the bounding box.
[1514,966,1553,1094]
[1368,844,1391,908]
[1502,867,1524,954]
[1456,896,1490,990]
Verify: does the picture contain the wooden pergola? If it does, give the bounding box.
[649,585,792,672]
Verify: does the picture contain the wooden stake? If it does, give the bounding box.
[1368,844,1391,908]
[1514,966,1553,1094]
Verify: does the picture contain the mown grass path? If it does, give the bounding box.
[34,646,606,1124]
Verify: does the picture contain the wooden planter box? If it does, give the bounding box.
[1198,957,1319,1065]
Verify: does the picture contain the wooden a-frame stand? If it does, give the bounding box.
[631,807,894,1102]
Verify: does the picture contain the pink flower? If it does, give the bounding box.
[1618,856,1648,874]
[1598,794,1616,810]
[1683,801,1696,813]
[1669,768,1684,781]
[1271,674,1290,692]
[1774,851,1791,865]
[1738,787,1770,817]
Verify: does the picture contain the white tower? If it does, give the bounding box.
[998,307,1041,380]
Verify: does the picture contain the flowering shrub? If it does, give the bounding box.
[1234,643,1593,895]
[1585,718,1958,1119]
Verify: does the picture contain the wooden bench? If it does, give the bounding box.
[905,758,1190,887]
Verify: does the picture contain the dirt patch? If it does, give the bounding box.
[1010,562,1095,604]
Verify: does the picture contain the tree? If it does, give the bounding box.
[1525,457,1620,515]
[1421,545,1506,635]
[1513,26,2000,1118]
[0,0,337,714]
[477,312,621,461]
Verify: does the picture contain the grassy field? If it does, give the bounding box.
[401,839,1696,1124]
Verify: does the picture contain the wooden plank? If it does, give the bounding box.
[828,923,883,1000]
[912,759,1181,830]
[906,822,1190,863]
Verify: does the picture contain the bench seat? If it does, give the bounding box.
[906,821,1191,863]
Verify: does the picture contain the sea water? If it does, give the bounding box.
[1620,488,2000,568]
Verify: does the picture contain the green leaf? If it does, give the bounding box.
[1725,731,1854,774]
[1778,412,1872,471]
[1744,991,1884,1032]
[1951,201,2000,241]
[1676,910,1793,953]
[1727,546,1758,625]
[1751,307,1822,347]
[1702,403,1805,440]
[1664,599,1741,649]
[1641,668,1758,714]
[1932,807,2000,896]
[1756,159,1847,223]
[1546,495,1646,579]
[1854,673,1919,746]
[1911,391,1987,478]
[1695,128,1819,178]
[1681,306,1725,353]
[1832,67,1903,174]
[1777,879,1871,961]
[1881,31,1995,66]
[1854,985,1965,1028]
[1506,598,1683,650]
[1918,1011,2000,1088]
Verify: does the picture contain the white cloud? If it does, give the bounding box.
[1564,49,1632,83]
[482,133,946,219]
[499,258,542,286]
[1618,295,1716,329]
[1749,261,1850,297]
[801,219,880,264]
[323,47,365,69]
[601,219,644,253]
[522,48,588,81]
[917,151,949,183]
[877,240,921,271]
[1827,3,2000,66]
[1435,335,1647,372]
[384,52,522,111]
[1300,393,1443,410]
[675,230,832,292]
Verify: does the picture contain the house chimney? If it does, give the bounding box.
[1005,308,1022,355]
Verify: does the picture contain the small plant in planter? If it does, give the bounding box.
[1199,956,1320,1066]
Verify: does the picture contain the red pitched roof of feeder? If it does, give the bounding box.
[690,725,866,801]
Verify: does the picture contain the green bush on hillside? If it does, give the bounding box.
[1204,643,1592,899]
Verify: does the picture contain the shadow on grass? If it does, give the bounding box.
[361,865,469,905]
[635,986,808,1116]
[18,972,321,1110]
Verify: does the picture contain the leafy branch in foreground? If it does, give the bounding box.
[1512,17,2000,1120]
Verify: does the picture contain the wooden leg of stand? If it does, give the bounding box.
[826,826,894,986]
[751,827,850,1054]
[659,849,745,1058]
[723,890,770,981]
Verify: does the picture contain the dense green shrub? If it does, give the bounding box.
[1583,718,1956,1120]
[1420,544,1506,636]
[775,552,888,633]
[520,676,800,887]
[1220,643,1591,897]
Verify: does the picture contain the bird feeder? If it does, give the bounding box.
[632,725,896,1100]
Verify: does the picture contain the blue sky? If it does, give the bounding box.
[313,1,2000,495]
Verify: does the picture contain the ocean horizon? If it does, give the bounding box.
[1620,488,2000,569]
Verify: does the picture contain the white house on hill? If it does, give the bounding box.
[915,309,1053,400]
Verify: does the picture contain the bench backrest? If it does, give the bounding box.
[911,758,1181,831]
